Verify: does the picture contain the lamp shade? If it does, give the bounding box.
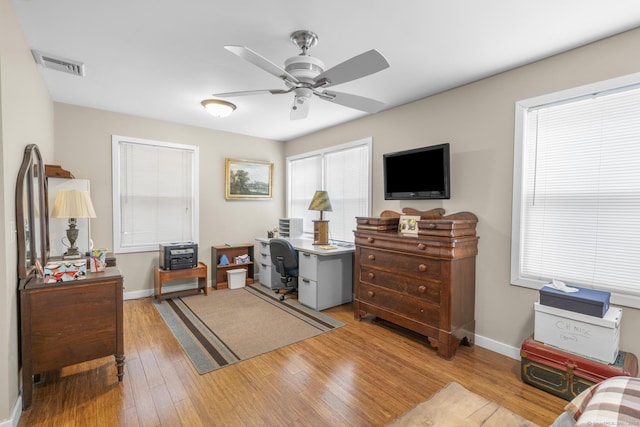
[201,99,236,118]
[51,190,97,219]
[308,190,333,212]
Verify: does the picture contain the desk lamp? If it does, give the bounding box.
[51,190,96,259]
[308,190,332,245]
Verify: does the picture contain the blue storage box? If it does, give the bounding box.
[539,285,610,318]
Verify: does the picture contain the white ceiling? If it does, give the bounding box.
[11,0,640,141]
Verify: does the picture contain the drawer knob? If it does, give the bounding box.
[418,264,428,272]
[418,285,426,293]
[417,243,426,250]
[367,237,375,243]
[367,290,375,298]
[368,254,376,261]
[420,308,424,313]
[368,272,376,280]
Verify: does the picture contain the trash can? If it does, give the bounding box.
[227,268,246,289]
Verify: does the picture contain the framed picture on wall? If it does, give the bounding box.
[225,158,273,200]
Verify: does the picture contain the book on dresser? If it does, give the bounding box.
[353,208,478,360]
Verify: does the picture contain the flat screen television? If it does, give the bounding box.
[383,143,450,200]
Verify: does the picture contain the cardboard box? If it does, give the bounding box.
[44,260,87,283]
[534,302,621,364]
[521,335,638,401]
[539,285,610,317]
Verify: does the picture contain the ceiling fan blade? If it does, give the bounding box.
[290,98,311,120]
[212,88,290,97]
[224,45,299,84]
[320,90,385,113]
[315,49,389,88]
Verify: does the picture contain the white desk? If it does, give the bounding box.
[255,237,354,310]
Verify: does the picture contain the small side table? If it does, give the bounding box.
[154,262,208,303]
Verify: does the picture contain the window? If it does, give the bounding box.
[511,73,640,308]
[287,138,372,243]
[112,135,199,253]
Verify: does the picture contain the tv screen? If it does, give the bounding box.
[383,143,450,200]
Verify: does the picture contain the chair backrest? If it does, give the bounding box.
[269,238,298,275]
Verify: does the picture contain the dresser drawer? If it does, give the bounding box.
[359,266,441,305]
[256,239,271,254]
[299,251,317,281]
[359,247,441,280]
[298,277,318,309]
[355,232,479,259]
[357,283,439,326]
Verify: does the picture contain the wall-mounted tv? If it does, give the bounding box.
[383,143,450,200]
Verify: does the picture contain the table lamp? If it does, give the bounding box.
[308,190,332,245]
[51,190,96,259]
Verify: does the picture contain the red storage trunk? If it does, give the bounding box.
[520,335,638,401]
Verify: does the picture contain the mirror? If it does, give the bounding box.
[16,144,49,283]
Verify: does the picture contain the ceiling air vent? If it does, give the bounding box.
[31,50,85,77]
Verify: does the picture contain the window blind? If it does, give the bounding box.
[513,77,640,303]
[112,136,199,253]
[287,138,372,242]
[288,154,322,232]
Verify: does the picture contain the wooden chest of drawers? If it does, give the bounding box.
[354,211,478,359]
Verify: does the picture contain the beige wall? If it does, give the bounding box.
[53,104,284,295]
[1,0,55,421]
[285,27,640,357]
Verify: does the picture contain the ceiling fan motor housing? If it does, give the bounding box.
[284,55,324,81]
[285,55,325,105]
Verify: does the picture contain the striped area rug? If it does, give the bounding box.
[153,284,344,374]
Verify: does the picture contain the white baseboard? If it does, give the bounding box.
[3,394,22,427]
[475,333,522,360]
[124,281,212,301]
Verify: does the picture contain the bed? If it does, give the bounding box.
[551,376,640,427]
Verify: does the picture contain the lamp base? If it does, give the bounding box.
[62,252,83,260]
[312,220,329,245]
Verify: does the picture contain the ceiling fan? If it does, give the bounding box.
[213,30,390,120]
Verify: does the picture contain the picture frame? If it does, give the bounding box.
[225,158,273,200]
[398,215,420,235]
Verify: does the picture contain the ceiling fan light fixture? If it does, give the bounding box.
[201,99,236,117]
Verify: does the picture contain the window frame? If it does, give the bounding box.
[511,72,640,309]
[112,135,199,254]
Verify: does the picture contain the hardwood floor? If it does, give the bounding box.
[18,294,566,426]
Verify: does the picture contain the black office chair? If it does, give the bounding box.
[269,238,298,301]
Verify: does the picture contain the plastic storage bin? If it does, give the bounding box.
[227,269,246,289]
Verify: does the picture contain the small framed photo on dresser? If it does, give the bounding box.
[398,215,419,235]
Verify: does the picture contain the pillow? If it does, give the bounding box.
[565,376,640,427]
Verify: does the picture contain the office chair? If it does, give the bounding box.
[269,238,298,301]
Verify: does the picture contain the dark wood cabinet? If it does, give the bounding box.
[353,211,478,359]
[19,267,124,409]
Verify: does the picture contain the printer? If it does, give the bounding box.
[159,242,198,270]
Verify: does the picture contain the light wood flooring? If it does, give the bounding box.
[18,293,566,426]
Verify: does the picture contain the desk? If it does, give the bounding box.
[154,262,208,303]
[256,237,354,310]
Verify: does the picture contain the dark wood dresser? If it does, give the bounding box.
[353,210,478,359]
[19,266,124,409]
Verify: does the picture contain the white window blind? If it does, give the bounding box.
[512,73,640,306]
[112,136,199,253]
[288,154,322,230]
[287,138,372,242]
[325,144,370,241]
